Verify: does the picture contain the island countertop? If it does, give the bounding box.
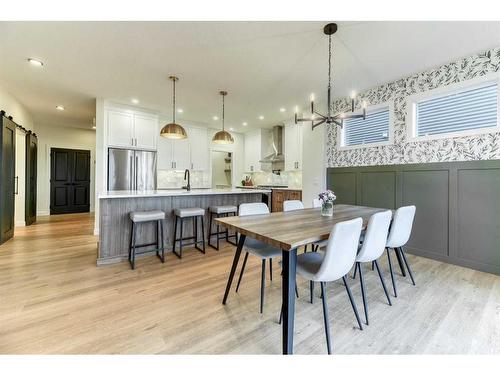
[99,188,272,199]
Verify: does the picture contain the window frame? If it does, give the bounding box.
[406,73,500,142]
[337,101,394,151]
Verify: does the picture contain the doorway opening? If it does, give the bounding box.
[211,151,232,189]
[50,148,90,215]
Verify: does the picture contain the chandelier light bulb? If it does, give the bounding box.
[350,91,357,100]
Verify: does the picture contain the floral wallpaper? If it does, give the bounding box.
[326,47,500,167]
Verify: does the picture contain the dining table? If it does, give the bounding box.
[215,203,389,355]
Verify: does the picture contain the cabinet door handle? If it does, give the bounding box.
[15,176,19,195]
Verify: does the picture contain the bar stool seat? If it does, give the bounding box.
[130,210,165,222]
[172,207,206,258]
[128,210,165,270]
[174,207,205,218]
[208,205,238,250]
[210,205,237,214]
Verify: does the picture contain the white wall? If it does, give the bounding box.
[301,123,326,208]
[14,129,26,226]
[0,84,34,131]
[35,123,96,216]
[1,84,34,226]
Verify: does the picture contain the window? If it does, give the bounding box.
[407,75,500,141]
[338,102,393,149]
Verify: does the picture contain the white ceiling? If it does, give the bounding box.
[1,21,500,132]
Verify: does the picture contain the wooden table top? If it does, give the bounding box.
[215,204,389,251]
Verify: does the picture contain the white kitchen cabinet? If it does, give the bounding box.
[284,124,303,171]
[107,109,158,150]
[244,129,263,173]
[134,114,157,150]
[189,127,209,171]
[108,111,135,148]
[172,137,190,170]
[157,136,174,170]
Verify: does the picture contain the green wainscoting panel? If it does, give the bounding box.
[402,170,449,257]
[327,160,500,275]
[360,171,397,209]
[457,167,500,270]
[327,172,356,204]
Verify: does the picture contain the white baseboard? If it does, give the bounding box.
[37,210,50,216]
[15,220,26,227]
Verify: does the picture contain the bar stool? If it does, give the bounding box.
[207,205,238,250]
[129,210,166,270]
[172,207,206,258]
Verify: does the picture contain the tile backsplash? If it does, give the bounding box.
[157,170,210,189]
[242,170,302,189]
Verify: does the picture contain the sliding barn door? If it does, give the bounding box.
[0,115,16,244]
[25,131,37,225]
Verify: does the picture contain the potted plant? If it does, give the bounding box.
[318,190,336,217]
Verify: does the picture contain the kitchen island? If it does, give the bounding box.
[97,188,270,265]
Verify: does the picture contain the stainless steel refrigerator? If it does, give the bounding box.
[108,148,157,191]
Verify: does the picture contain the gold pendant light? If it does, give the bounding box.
[160,76,187,139]
[212,91,234,144]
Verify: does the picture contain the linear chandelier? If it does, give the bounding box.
[295,23,367,130]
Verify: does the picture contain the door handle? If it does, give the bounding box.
[15,176,19,194]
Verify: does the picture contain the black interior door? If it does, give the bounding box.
[25,131,37,225]
[0,115,16,244]
[50,148,90,215]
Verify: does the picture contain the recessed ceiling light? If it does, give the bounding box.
[229,127,234,131]
[258,115,264,120]
[27,58,43,67]
[280,108,286,112]
[92,125,96,130]
[177,108,183,113]
[213,116,219,121]
[56,105,65,111]
[242,122,248,126]
[131,98,139,104]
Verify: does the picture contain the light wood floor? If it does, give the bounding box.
[0,213,499,354]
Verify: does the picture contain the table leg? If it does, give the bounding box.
[222,234,246,305]
[282,248,297,355]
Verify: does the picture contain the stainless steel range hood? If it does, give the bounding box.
[260,125,284,165]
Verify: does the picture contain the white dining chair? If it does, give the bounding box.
[283,200,327,254]
[385,205,416,297]
[235,202,283,313]
[283,217,364,354]
[354,210,393,325]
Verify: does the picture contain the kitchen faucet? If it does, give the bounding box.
[183,169,191,191]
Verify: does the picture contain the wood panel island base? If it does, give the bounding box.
[97,189,270,265]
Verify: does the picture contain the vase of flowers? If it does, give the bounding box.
[318,190,336,217]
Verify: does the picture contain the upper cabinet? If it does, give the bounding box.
[284,124,303,171]
[189,127,209,171]
[244,129,262,173]
[157,125,209,171]
[107,109,158,150]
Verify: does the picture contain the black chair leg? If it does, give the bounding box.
[374,260,392,306]
[386,248,397,297]
[128,221,133,261]
[269,258,273,281]
[235,252,249,293]
[200,216,206,252]
[358,262,368,325]
[352,263,357,279]
[395,247,406,277]
[343,276,363,330]
[172,216,178,256]
[159,219,165,262]
[260,259,266,314]
[310,281,314,304]
[371,261,375,271]
[278,281,299,324]
[400,247,416,285]
[130,222,137,270]
[320,282,332,354]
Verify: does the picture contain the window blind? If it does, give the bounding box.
[416,82,498,137]
[344,107,390,146]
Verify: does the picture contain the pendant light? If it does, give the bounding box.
[160,76,187,139]
[212,90,234,144]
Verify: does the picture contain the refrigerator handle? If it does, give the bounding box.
[129,155,134,190]
[135,155,139,190]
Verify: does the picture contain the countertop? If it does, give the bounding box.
[99,188,271,199]
[236,186,302,191]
